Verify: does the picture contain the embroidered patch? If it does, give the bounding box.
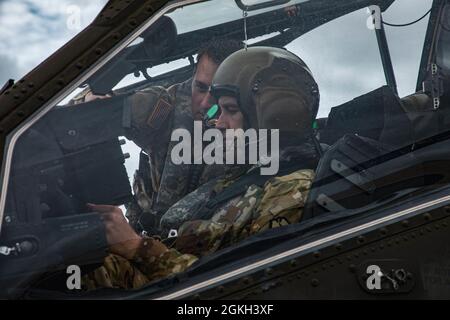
[147,98,172,129]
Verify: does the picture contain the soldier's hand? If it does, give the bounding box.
[68,87,112,106]
[87,204,142,260]
[84,91,111,103]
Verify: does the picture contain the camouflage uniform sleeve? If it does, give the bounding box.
[175,219,233,257]
[173,185,262,257]
[123,86,175,152]
[249,169,315,234]
[204,168,315,247]
[82,254,151,291]
[134,169,313,284]
[131,247,198,283]
[82,241,198,291]
[171,169,315,258]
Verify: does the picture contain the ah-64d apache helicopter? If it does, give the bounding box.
[0,0,450,299]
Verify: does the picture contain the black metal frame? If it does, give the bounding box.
[416,0,446,92]
[375,21,398,95]
[235,0,290,12]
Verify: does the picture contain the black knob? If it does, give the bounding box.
[18,240,36,255]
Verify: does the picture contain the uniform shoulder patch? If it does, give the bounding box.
[146,97,173,130]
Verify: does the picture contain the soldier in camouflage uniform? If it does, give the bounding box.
[125,40,245,235]
[71,40,244,235]
[83,46,321,290]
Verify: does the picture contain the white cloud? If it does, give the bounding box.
[0,0,108,83]
[0,54,20,85]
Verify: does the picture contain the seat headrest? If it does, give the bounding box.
[322,86,414,149]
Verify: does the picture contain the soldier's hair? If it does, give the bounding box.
[195,39,244,68]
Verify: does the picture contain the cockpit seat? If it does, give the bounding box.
[401,91,450,141]
[302,86,423,221]
[320,85,414,148]
[303,84,450,222]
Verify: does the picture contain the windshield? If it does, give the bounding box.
[167,0,309,33]
[1,0,447,299]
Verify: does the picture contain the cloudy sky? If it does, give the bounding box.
[0,0,433,107]
[287,0,433,116]
[0,0,108,85]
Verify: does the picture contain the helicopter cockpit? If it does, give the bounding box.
[0,0,449,299]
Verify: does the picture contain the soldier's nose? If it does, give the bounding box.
[215,113,228,130]
[200,93,214,110]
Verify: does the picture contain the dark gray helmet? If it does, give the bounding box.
[210,46,319,136]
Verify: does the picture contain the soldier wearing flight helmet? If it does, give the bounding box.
[82,46,321,290]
